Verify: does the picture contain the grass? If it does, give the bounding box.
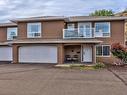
[80,66,96,70]
[55,63,106,70]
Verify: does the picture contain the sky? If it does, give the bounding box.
[0,0,127,22]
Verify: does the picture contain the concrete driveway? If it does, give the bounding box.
[0,64,126,95]
[108,66,127,86]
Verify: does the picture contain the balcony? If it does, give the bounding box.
[63,28,95,39]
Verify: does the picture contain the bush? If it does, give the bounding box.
[111,43,127,64]
[93,63,106,69]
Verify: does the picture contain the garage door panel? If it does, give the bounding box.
[0,47,12,61]
[19,46,57,63]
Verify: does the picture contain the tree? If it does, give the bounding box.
[111,43,127,65]
[89,9,114,16]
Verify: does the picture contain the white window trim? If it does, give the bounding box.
[27,22,41,38]
[94,22,111,38]
[96,45,111,57]
[78,22,92,29]
[7,27,17,40]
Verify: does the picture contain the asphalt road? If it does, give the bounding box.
[0,64,126,95]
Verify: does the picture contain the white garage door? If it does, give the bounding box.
[0,47,12,61]
[19,46,57,63]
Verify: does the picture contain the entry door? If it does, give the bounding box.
[83,46,92,62]
[78,23,92,38]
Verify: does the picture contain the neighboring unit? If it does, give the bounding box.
[0,16,126,64]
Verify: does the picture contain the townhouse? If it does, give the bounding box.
[0,16,126,64]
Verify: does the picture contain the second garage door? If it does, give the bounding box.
[19,46,58,63]
[0,47,12,61]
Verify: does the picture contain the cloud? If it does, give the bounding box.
[0,0,127,22]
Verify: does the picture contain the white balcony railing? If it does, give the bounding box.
[63,28,95,38]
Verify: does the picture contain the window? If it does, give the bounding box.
[7,27,17,40]
[27,23,41,38]
[67,23,75,29]
[95,22,110,37]
[96,46,102,56]
[78,23,92,38]
[96,45,110,56]
[103,46,110,56]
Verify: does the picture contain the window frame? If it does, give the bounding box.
[96,45,111,57]
[95,22,111,38]
[67,23,75,29]
[27,22,42,38]
[7,27,18,40]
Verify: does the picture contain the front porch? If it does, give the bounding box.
[63,44,96,64]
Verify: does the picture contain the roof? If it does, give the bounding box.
[115,11,127,16]
[66,16,127,22]
[11,16,66,22]
[1,16,127,27]
[8,39,102,44]
[0,23,17,27]
[11,16,127,23]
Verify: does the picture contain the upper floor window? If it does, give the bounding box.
[27,23,41,38]
[7,27,17,40]
[67,23,75,29]
[95,22,110,37]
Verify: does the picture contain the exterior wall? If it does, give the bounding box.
[96,21,125,64]
[92,45,96,64]
[0,26,17,42]
[42,21,64,39]
[0,19,125,64]
[12,44,19,64]
[66,20,125,64]
[18,22,27,39]
[58,44,64,64]
[18,20,65,40]
[125,21,127,42]
[12,43,96,64]
[12,43,64,64]
[0,27,7,42]
[66,21,124,45]
[95,21,125,45]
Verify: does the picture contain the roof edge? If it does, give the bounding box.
[0,23,17,27]
[11,16,67,23]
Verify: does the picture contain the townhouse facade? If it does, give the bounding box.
[0,16,126,64]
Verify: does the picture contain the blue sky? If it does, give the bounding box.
[0,0,127,22]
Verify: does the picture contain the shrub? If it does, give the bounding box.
[93,63,106,69]
[111,43,127,64]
